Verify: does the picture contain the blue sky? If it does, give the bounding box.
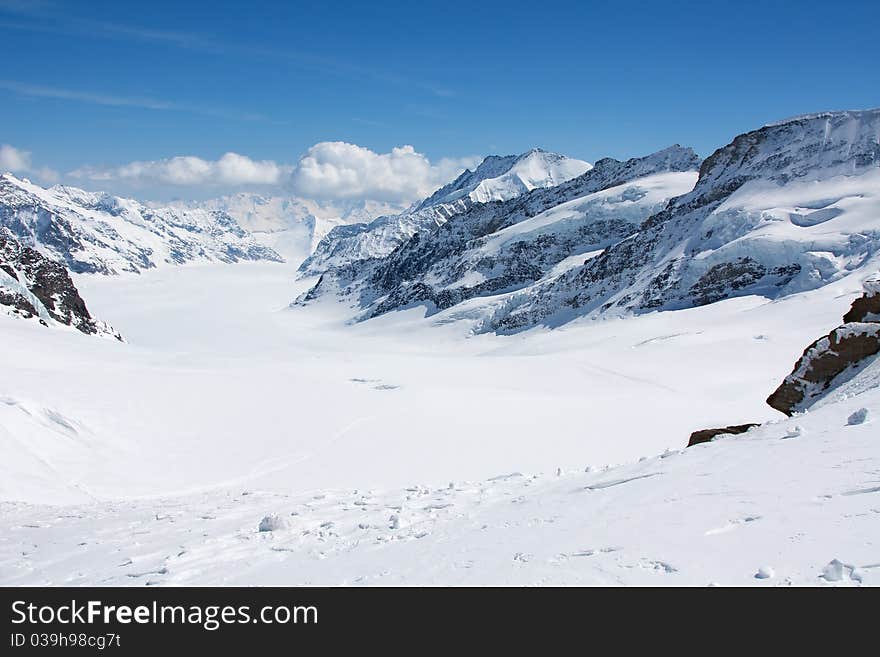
[1,0,879,201]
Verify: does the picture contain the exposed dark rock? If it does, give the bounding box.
[0,228,122,339]
[766,323,880,415]
[687,424,759,447]
[0,287,40,320]
[843,289,880,323]
[766,282,880,415]
[686,278,880,447]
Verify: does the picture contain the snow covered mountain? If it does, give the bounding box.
[296,145,701,314]
[297,149,590,277]
[187,192,325,264]
[188,193,401,263]
[485,110,880,332]
[415,148,592,208]
[0,228,120,338]
[195,193,319,235]
[0,173,282,275]
[297,110,880,334]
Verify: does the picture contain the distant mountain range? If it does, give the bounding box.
[3,109,880,338]
[176,194,405,263]
[0,173,282,275]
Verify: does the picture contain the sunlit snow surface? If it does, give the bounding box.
[0,261,877,585]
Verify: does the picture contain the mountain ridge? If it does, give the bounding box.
[297,148,591,278]
[0,173,283,275]
[485,108,880,332]
[295,145,702,316]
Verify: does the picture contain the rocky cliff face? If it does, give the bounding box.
[0,228,121,338]
[0,174,282,275]
[767,277,880,415]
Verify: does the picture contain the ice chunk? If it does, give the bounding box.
[258,514,287,532]
[754,566,775,580]
[847,408,868,426]
[820,559,847,582]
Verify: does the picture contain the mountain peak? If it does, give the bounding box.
[417,149,591,210]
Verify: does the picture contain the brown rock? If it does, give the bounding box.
[766,283,880,416]
[766,324,880,415]
[843,291,880,323]
[687,423,759,447]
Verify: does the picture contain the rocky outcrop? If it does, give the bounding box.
[687,424,759,447]
[0,228,122,339]
[686,275,880,446]
[843,280,880,322]
[767,278,880,415]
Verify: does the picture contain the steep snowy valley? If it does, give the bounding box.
[1,109,879,586]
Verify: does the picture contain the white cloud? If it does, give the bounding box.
[68,144,480,204]
[215,152,283,185]
[0,143,31,171]
[70,152,285,187]
[289,142,480,204]
[0,143,58,182]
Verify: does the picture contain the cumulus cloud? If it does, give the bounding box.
[68,143,480,204]
[70,152,285,187]
[0,143,58,182]
[0,143,32,172]
[289,142,480,204]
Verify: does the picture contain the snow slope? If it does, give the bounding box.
[1,336,877,586]
[0,174,282,274]
[0,261,855,502]
[0,257,876,585]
